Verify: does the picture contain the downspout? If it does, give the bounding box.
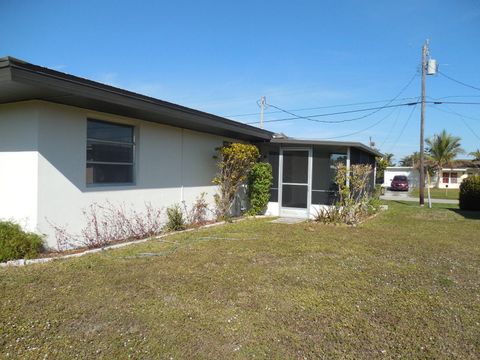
[180,128,184,202]
[346,147,351,188]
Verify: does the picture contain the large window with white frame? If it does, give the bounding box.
[86,119,135,185]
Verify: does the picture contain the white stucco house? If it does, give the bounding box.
[0,57,379,248]
[383,165,479,189]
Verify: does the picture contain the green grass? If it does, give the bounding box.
[1,202,479,358]
[410,187,460,200]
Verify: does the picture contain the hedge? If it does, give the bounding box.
[0,221,44,262]
[459,175,480,211]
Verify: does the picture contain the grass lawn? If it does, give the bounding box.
[1,202,479,359]
[410,187,460,200]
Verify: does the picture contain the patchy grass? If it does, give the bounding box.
[1,202,479,359]
[410,187,460,200]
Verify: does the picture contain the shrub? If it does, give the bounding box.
[50,202,164,250]
[0,221,44,262]
[314,163,375,225]
[247,162,273,215]
[185,193,210,227]
[165,204,186,231]
[213,143,260,219]
[459,175,480,211]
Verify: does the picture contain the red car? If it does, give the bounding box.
[390,175,409,191]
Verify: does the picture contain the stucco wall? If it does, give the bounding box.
[2,101,238,248]
[0,103,39,231]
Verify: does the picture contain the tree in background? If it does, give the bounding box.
[399,151,421,167]
[425,130,464,188]
[375,152,395,182]
[469,149,480,161]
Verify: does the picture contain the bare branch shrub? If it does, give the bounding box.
[49,202,164,250]
[183,192,211,227]
[315,163,375,225]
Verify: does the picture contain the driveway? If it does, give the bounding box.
[380,189,458,204]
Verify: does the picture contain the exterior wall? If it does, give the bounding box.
[2,101,239,248]
[434,169,468,189]
[383,167,420,188]
[0,103,39,231]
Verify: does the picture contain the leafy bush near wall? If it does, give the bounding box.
[213,143,260,219]
[247,162,273,215]
[165,204,187,231]
[459,176,480,211]
[0,221,44,262]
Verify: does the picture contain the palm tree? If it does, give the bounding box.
[425,130,464,188]
[469,149,480,161]
[399,152,421,167]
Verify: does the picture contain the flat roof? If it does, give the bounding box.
[271,138,383,157]
[0,56,273,141]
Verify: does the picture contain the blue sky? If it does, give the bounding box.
[1,0,480,161]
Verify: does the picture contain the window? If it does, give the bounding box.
[450,172,458,183]
[86,119,135,185]
[442,173,449,184]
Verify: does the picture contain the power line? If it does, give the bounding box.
[438,70,480,92]
[225,96,419,118]
[246,102,419,124]
[379,106,403,149]
[428,104,480,141]
[387,99,420,153]
[317,106,400,140]
[248,71,418,125]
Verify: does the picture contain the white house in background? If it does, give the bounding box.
[383,166,478,189]
[0,57,379,248]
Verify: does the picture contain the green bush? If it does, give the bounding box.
[459,176,480,211]
[165,204,186,231]
[0,221,44,262]
[247,162,273,215]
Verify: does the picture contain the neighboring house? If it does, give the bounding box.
[0,57,379,248]
[383,165,480,189]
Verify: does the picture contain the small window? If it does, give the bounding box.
[86,119,135,185]
[450,172,458,183]
[442,173,449,184]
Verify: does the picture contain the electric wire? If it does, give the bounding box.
[226,96,419,118]
[247,72,419,125]
[428,104,480,141]
[316,106,400,140]
[438,70,480,92]
[379,106,403,149]
[386,99,420,153]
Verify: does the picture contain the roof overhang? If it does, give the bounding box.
[0,56,273,141]
[270,138,383,157]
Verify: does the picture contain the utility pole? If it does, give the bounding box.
[259,96,266,129]
[419,40,428,206]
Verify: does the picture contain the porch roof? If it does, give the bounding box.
[270,138,383,157]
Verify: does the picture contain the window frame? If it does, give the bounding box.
[86,118,136,187]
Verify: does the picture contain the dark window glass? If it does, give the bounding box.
[86,119,135,184]
[312,191,337,205]
[86,164,133,184]
[268,151,279,189]
[87,119,134,143]
[330,153,347,188]
[87,142,134,163]
[282,185,308,208]
[270,188,278,203]
[282,150,308,183]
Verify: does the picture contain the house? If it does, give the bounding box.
[383,164,480,189]
[0,57,379,248]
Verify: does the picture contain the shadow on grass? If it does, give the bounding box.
[447,208,480,220]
